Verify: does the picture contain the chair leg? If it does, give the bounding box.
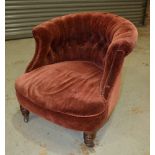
[83,131,96,147]
[20,105,30,123]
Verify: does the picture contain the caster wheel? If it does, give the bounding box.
[23,115,29,123]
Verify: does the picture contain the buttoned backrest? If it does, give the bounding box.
[27,12,137,72]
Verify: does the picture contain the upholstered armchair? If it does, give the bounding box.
[15,12,138,147]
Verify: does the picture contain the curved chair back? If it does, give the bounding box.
[26,12,137,72]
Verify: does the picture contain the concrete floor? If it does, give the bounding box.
[6,26,150,155]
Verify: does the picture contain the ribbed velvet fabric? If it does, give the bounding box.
[15,12,138,131]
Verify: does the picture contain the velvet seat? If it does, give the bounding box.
[15,12,138,147]
[16,61,105,116]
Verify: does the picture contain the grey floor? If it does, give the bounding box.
[6,26,150,155]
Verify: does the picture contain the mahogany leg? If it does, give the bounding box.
[83,131,96,147]
[20,105,30,123]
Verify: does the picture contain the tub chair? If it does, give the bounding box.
[15,12,138,147]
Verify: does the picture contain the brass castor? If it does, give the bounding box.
[20,105,30,123]
[83,131,96,147]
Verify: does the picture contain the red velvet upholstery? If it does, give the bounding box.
[15,12,138,132]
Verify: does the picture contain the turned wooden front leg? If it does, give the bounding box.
[83,131,96,147]
[20,105,30,123]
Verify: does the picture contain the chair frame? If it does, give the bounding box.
[17,12,138,147]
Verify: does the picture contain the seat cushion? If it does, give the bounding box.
[15,61,105,117]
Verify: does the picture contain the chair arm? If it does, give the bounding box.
[100,38,136,100]
[25,26,53,73]
[100,19,138,100]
